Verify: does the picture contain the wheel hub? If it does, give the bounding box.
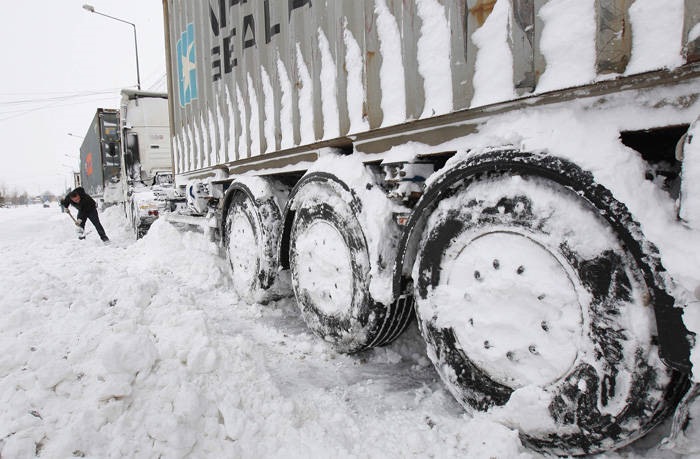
[445,231,582,388]
[294,220,353,315]
[227,212,258,292]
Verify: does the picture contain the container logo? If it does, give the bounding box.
[177,23,198,106]
[85,152,93,176]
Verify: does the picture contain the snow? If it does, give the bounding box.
[535,0,596,92]
[691,23,700,43]
[343,25,369,133]
[236,85,249,159]
[246,73,261,157]
[415,0,453,117]
[0,204,532,458]
[470,0,516,107]
[261,67,276,153]
[225,84,237,163]
[318,28,340,139]
[375,0,406,126]
[295,43,315,145]
[276,54,294,149]
[625,0,685,74]
[294,220,354,314]
[85,1,700,455]
[3,204,697,458]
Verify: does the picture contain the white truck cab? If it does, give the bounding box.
[119,89,173,238]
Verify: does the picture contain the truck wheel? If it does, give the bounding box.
[289,176,410,353]
[130,203,139,239]
[412,154,688,455]
[223,192,280,302]
[130,203,145,239]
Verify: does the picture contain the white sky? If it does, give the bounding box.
[0,1,167,196]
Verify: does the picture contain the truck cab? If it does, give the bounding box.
[119,89,173,238]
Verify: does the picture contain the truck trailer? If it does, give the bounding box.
[79,108,121,206]
[162,0,700,454]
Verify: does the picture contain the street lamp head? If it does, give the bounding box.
[81,3,141,90]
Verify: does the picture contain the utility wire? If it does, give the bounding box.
[147,73,168,91]
[0,90,120,106]
[0,95,120,123]
[0,87,127,97]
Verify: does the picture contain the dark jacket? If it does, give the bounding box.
[61,187,97,213]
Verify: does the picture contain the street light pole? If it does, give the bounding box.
[82,4,141,90]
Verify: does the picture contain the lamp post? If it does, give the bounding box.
[82,4,141,90]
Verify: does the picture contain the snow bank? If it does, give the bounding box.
[0,205,538,458]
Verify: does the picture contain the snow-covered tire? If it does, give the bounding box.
[288,175,411,353]
[129,203,148,239]
[223,191,282,303]
[412,152,689,455]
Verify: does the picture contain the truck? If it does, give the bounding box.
[79,108,121,206]
[161,0,700,455]
[118,89,174,238]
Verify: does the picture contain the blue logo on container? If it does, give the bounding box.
[177,23,198,106]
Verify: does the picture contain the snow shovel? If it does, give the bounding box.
[64,208,86,238]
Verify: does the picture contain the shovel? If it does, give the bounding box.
[65,208,81,226]
[64,207,86,238]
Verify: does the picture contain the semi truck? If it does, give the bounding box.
[79,108,121,206]
[161,0,700,454]
[118,89,174,238]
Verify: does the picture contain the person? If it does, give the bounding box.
[60,187,110,243]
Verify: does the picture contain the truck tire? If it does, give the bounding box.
[130,203,147,239]
[223,192,281,303]
[411,153,689,455]
[288,176,411,353]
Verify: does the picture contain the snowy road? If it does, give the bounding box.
[0,205,691,458]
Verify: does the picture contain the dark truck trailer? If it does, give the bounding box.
[79,108,121,204]
[162,1,700,454]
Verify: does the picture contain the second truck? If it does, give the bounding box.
[118,89,174,238]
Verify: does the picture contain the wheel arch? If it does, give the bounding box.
[395,149,692,373]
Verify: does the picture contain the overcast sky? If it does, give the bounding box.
[0,1,167,195]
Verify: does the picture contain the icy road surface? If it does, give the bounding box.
[0,205,692,458]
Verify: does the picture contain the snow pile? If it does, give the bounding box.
[0,205,544,458]
[1,205,697,457]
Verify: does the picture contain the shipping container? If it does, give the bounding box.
[79,108,121,204]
